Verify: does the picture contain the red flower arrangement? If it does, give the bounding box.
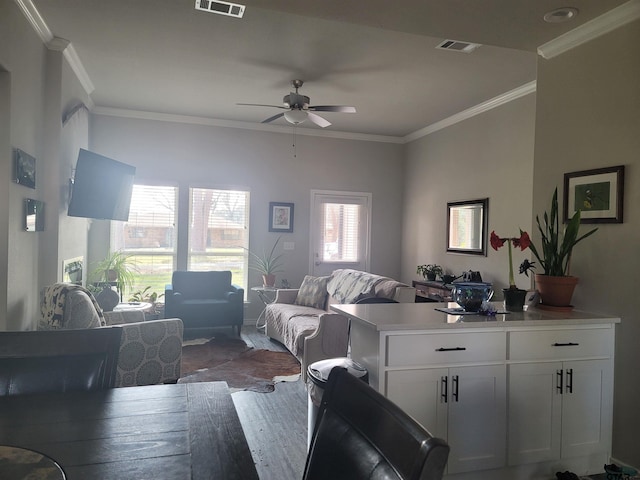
[490,230,532,288]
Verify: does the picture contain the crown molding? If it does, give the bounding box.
[92,107,404,144]
[538,0,640,59]
[16,0,95,96]
[403,81,537,143]
[14,0,52,43]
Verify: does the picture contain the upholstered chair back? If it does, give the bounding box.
[171,271,233,300]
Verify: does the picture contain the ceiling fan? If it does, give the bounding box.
[237,79,356,128]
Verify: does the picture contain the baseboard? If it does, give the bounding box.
[609,456,639,473]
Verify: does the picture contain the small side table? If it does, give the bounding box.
[251,286,278,330]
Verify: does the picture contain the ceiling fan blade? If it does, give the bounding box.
[307,112,331,128]
[309,105,356,113]
[237,103,287,109]
[262,112,286,124]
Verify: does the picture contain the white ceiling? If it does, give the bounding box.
[29,0,630,139]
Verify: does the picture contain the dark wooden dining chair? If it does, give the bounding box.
[0,328,122,396]
[304,366,450,480]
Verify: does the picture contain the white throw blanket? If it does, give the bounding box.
[326,269,386,304]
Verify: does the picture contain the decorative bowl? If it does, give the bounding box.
[451,282,493,312]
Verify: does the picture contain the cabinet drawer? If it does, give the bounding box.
[386,332,505,367]
[508,328,613,361]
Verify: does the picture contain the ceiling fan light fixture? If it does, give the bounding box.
[284,109,307,125]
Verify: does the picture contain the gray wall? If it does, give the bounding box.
[401,93,536,294]
[0,0,91,330]
[532,19,640,467]
[89,115,405,319]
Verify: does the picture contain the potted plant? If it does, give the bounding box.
[527,187,598,308]
[247,236,285,287]
[417,264,443,282]
[64,260,83,283]
[129,286,163,304]
[91,251,137,297]
[490,231,532,311]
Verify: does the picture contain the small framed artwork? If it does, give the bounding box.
[269,202,294,233]
[563,165,624,224]
[24,199,44,231]
[14,149,36,189]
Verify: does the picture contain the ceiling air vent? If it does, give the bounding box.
[195,0,245,18]
[436,39,482,53]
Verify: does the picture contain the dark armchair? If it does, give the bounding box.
[165,271,244,335]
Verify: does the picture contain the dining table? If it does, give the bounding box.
[0,382,258,479]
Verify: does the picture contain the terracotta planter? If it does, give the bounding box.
[262,274,276,287]
[534,274,578,307]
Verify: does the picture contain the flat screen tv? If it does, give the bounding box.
[68,149,136,221]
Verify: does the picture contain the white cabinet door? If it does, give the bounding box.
[508,362,562,465]
[387,365,506,475]
[508,359,613,465]
[561,359,613,458]
[448,365,506,474]
[386,368,448,439]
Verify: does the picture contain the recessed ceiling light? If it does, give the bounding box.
[543,7,579,23]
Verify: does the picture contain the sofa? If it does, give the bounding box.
[39,283,184,388]
[164,270,244,335]
[265,269,415,380]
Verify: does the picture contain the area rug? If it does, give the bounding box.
[178,335,301,393]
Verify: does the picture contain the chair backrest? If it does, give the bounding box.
[171,271,232,299]
[355,296,399,304]
[304,367,450,480]
[0,328,122,396]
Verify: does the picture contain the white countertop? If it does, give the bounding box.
[331,302,620,331]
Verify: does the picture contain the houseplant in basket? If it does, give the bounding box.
[248,236,285,287]
[528,188,598,309]
[490,230,532,311]
[417,264,443,282]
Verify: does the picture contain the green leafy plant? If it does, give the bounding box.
[247,236,285,275]
[90,251,137,295]
[129,286,164,304]
[416,264,443,279]
[528,187,598,276]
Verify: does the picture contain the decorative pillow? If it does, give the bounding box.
[294,275,330,309]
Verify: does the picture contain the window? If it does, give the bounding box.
[112,184,177,296]
[311,190,371,277]
[188,188,250,290]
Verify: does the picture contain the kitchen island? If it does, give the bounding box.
[331,302,620,480]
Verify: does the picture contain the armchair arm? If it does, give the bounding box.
[301,312,349,381]
[224,285,244,302]
[114,318,184,388]
[274,289,299,304]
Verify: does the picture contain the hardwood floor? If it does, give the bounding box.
[233,325,308,480]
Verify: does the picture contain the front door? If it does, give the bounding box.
[310,190,371,277]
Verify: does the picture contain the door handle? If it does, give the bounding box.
[441,376,448,403]
[553,342,579,347]
[435,347,467,352]
[566,368,573,394]
[452,375,459,402]
[556,369,563,394]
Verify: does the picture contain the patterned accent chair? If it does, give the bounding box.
[39,284,183,388]
[165,271,244,335]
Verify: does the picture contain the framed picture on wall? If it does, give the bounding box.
[563,165,624,224]
[269,202,294,233]
[14,149,36,189]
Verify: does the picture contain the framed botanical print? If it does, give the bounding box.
[564,165,624,223]
[269,202,294,233]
